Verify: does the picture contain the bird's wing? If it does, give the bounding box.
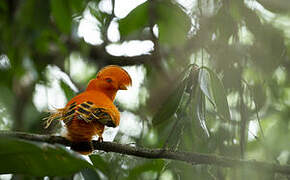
[63,101,117,127]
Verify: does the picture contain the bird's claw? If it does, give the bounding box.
[98,137,103,142]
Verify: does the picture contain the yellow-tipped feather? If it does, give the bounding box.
[43,108,65,128]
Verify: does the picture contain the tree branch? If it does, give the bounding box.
[1,131,290,175]
[89,46,151,66]
[66,39,152,66]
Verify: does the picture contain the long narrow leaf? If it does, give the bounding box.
[198,69,216,107]
[152,80,186,125]
[202,67,231,122]
[152,66,193,125]
[196,92,210,137]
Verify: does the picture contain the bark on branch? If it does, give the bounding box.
[89,46,151,66]
[1,131,290,175]
[67,40,152,66]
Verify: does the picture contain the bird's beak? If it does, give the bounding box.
[119,84,128,90]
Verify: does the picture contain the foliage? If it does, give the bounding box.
[1,0,290,179]
[0,137,93,176]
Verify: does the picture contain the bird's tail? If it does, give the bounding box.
[43,108,65,128]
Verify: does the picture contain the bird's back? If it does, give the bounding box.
[63,90,120,142]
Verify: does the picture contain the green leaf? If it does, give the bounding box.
[128,160,164,180]
[0,137,93,176]
[81,168,101,180]
[89,155,110,176]
[70,0,86,14]
[60,79,77,100]
[18,0,50,29]
[89,4,109,25]
[0,85,14,114]
[50,0,72,34]
[196,92,210,137]
[119,2,149,37]
[152,66,194,125]
[202,67,231,122]
[198,69,215,107]
[157,2,191,45]
[252,84,266,111]
[256,0,290,14]
[152,79,187,125]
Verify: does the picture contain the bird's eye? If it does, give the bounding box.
[105,78,112,83]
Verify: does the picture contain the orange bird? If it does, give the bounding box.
[44,65,132,154]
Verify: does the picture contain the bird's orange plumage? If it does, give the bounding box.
[45,65,132,154]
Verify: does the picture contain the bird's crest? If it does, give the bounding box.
[97,65,132,88]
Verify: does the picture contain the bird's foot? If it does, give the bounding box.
[97,137,103,142]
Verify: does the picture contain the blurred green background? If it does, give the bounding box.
[1,0,290,179]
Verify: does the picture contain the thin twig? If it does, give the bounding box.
[239,81,247,159]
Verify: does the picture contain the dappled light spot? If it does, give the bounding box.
[119,111,142,138]
[33,65,77,111]
[0,54,10,70]
[106,40,153,57]
[115,0,147,18]
[245,0,276,19]
[0,174,12,180]
[98,0,112,14]
[67,52,97,84]
[248,121,258,141]
[116,65,146,110]
[160,170,174,180]
[78,7,103,45]
[108,19,120,42]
